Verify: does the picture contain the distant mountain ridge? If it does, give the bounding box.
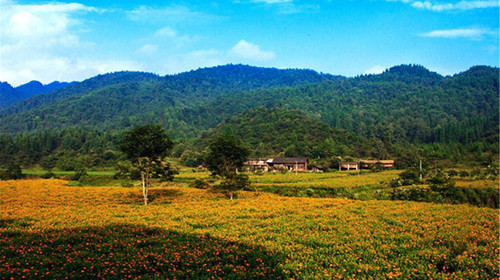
[0,64,497,147]
[358,64,444,86]
[0,72,159,115]
[0,80,73,110]
[0,64,331,135]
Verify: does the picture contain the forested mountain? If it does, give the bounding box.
[189,107,386,159]
[0,64,497,168]
[360,64,444,85]
[195,65,498,145]
[0,72,159,115]
[0,65,331,136]
[0,81,72,110]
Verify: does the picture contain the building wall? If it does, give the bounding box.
[340,163,359,170]
[273,163,307,171]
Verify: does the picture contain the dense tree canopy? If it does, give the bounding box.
[0,64,497,168]
[205,134,250,178]
[190,107,384,159]
[119,125,173,163]
[205,133,250,199]
[119,124,175,205]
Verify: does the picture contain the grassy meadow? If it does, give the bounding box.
[1,170,499,279]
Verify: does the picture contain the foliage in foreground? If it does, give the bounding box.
[0,179,498,279]
[0,224,285,279]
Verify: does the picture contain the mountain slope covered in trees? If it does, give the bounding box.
[0,64,497,168]
[0,81,73,110]
[0,65,331,137]
[190,107,384,159]
[196,65,498,145]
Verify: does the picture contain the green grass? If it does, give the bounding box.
[23,169,116,176]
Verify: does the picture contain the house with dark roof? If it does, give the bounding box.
[267,157,308,172]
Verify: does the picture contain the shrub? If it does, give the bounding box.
[40,171,56,179]
[71,168,88,182]
[447,169,458,178]
[216,174,250,199]
[305,188,315,197]
[389,178,402,188]
[391,186,437,202]
[121,181,134,188]
[397,169,421,186]
[190,178,211,189]
[427,173,449,185]
[428,182,499,208]
[1,163,24,180]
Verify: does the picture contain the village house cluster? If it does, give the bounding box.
[244,157,309,172]
[244,158,394,173]
[339,160,395,171]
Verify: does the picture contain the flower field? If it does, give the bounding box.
[177,170,401,199]
[250,170,400,189]
[177,170,400,190]
[1,179,498,279]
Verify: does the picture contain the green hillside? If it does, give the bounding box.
[199,65,498,144]
[0,72,159,115]
[0,65,330,137]
[191,107,382,159]
[0,64,498,168]
[0,81,72,110]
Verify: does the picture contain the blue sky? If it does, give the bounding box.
[1,0,498,86]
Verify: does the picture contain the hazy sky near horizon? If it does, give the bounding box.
[1,0,499,86]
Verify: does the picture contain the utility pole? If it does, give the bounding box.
[419,159,422,181]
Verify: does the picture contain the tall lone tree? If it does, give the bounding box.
[205,133,250,199]
[119,124,174,205]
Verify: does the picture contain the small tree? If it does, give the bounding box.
[119,124,174,205]
[1,163,24,180]
[204,134,250,199]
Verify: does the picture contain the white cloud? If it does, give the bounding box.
[420,28,494,39]
[364,65,386,75]
[0,1,114,86]
[389,0,499,11]
[155,27,177,38]
[239,0,318,14]
[228,40,276,62]
[137,44,159,55]
[19,3,97,13]
[153,26,197,46]
[127,5,216,23]
[4,3,92,39]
